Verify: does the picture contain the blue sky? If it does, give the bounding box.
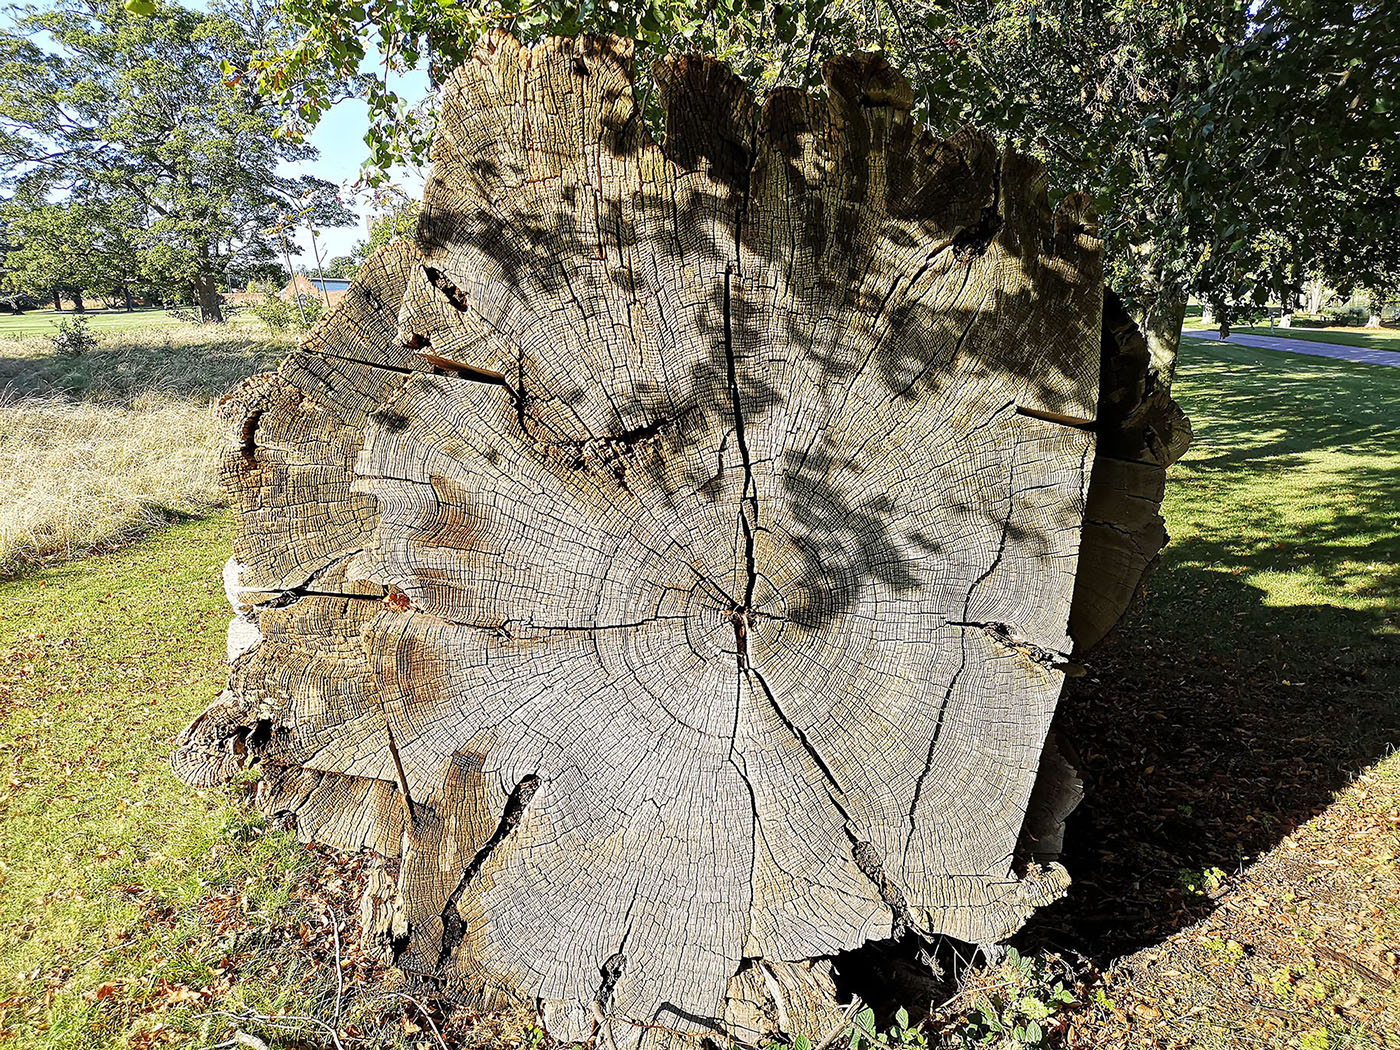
[279,71,432,266]
[22,1,433,271]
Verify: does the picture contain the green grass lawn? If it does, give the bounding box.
[1183,320,1400,353]
[0,336,1396,1048]
[1151,337,1400,636]
[0,517,373,1049]
[0,309,182,337]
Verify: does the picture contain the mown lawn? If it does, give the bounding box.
[1049,337,1400,1048]
[1151,338,1399,633]
[1183,320,1400,353]
[0,335,1396,1048]
[0,517,328,1048]
[0,310,181,337]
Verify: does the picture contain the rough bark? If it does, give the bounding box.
[1136,289,1186,389]
[174,34,1185,1047]
[195,271,224,323]
[1067,290,1191,655]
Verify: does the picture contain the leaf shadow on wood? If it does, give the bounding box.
[416,177,1080,637]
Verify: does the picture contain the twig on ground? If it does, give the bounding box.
[397,994,450,1050]
[329,906,344,1030]
[811,995,863,1050]
[213,1008,345,1050]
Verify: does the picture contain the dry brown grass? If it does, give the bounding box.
[0,324,287,574]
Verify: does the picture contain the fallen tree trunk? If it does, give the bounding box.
[175,32,1186,1047]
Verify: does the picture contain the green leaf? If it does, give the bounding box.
[124,0,159,15]
[1024,1020,1043,1044]
[895,1006,910,1030]
[793,1036,813,1050]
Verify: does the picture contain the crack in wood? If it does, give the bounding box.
[437,774,542,967]
[948,620,1075,670]
[850,837,917,937]
[238,408,262,465]
[951,155,1003,263]
[384,720,417,830]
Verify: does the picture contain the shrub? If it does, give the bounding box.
[1325,305,1369,326]
[250,292,294,332]
[166,303,204,324]
[50,315,96,356]
[0,288,40,314]
[295,291,325,326]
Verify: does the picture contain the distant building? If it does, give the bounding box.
[280,275,352,307]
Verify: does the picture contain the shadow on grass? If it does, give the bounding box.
[1028,341,1400,961]
[0,328,287,406]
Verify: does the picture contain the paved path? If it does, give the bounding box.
[1182,328,1400,367]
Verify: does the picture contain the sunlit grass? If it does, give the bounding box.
[0,308,182,338]
[0,327,287,574]
[1145,339,1400,643]
[0,517,330,1049]
[1181,320,1400,353]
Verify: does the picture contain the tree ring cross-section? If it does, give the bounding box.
[172,31,1139,1048]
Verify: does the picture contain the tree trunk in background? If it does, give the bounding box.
[123,285,134,312]
[172,34,1188,1049]
[70,288,85,314]
[51,288,62,311]
[195,272,223,323]
[1137,290,1186,389]
[1305,279,1328,316]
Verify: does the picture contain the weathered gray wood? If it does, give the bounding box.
[173,33,1184,1047]
[1067,290,1192,654]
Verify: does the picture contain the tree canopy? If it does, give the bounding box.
[251,0,1399,376]
[0,0,353,319]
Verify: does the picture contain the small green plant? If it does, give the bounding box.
[956,949,1075,1049]
[1178,865,1227,897]
[1201,935,1246,963]
[848,1005,927,1049]
[251,292,294,331]
[50,313,96,355]
[755,1004,928,1050]
[295,290,325,326]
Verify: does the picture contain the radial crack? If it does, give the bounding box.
[437,774,542,966]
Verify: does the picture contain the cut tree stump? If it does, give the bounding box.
[174,32,1187,1047]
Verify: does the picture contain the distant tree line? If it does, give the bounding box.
[3,0,1395,361]
[0,0,355,321]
